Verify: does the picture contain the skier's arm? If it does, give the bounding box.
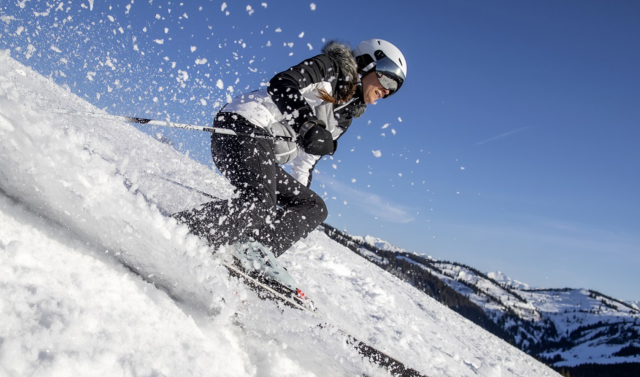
[267,54,338,132]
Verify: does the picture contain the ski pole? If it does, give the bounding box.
[52,109,294,141]
[154,175,218,200]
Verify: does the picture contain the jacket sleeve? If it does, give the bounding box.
[290,151,322,187]
[290,115,352,187]
[267,54,339,132]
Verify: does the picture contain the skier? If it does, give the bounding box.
[174,39,407,290]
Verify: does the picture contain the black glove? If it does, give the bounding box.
[299,119,335,156]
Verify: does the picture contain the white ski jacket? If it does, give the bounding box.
[218,41,366,186]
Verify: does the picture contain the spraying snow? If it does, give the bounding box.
[0,51,558,376]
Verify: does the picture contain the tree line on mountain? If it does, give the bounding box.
[319,223,640,376]
[320,223,563,350]
[320,223,514,341]
[558,362,640,377]
[430,259,529,304]
[587,290,640,313]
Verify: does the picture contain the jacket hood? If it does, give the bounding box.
[321,40,358,104]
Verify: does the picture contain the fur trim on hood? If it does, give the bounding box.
[321,40,358,104]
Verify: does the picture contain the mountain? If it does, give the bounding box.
[321,224,640,376]
[0,52,560,376]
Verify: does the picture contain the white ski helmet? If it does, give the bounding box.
[353,39,407,97]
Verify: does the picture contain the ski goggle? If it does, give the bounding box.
[374,55,405,98]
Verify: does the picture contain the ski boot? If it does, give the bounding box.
[230,239,314,310]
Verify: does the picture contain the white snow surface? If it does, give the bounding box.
[487,271,531,290]
[0,52,559,376]
[394,256,640,367]
[354,235,409,254]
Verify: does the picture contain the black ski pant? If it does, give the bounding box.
[173,113,327,257]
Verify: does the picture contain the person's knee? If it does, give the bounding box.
[309,194,328,225]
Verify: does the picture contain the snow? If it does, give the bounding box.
[354,235,408,254]
[488,271,531,290]
[0,194,241,376]
[380,248,640,367]
[0,52,558,376]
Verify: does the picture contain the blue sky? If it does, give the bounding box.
[2,0,639,301]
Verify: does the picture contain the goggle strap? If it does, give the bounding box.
[362,61,376,73]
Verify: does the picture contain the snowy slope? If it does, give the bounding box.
[353,235,408,254]
[0,51,559,376]
[425,261,640,367]
[347,232,640,369]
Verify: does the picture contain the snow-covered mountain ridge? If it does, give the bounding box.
[0,52,559,376]
[322,224,640,373]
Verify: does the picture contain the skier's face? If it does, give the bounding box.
[362,72,390,104]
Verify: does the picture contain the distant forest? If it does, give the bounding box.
[558,362,640,377]
[320,223,640,377]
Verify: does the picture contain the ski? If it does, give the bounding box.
[155,179,426,376]
[221,260,427,377]
[222,260,317,314]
